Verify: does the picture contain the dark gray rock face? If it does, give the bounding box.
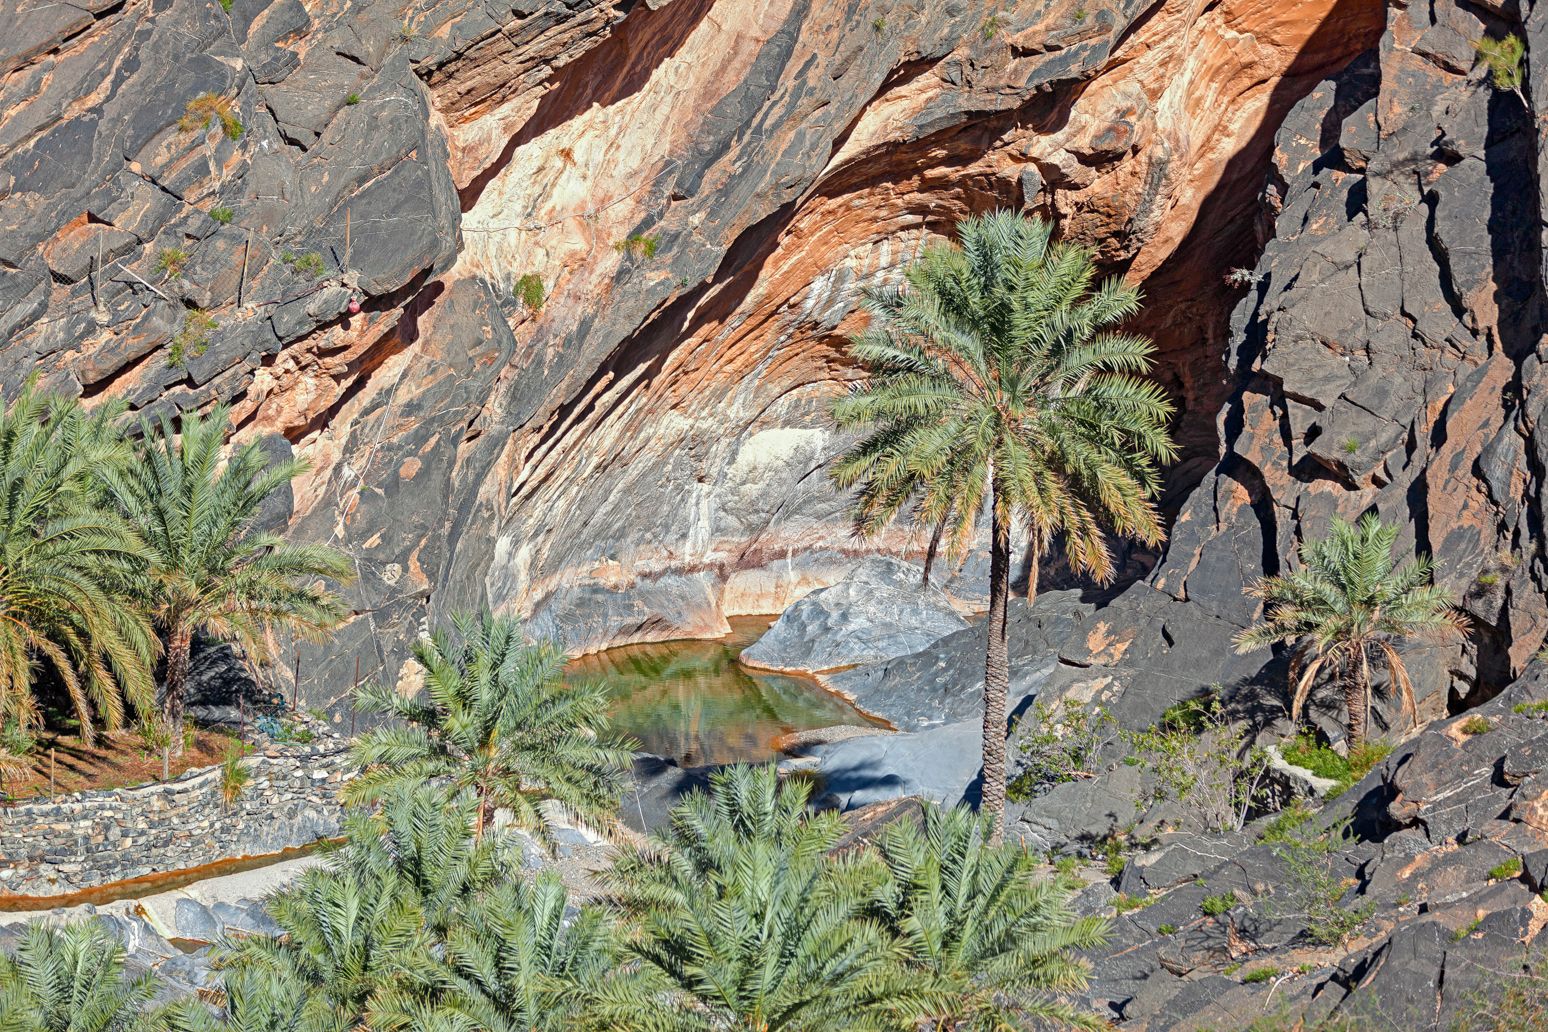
[787,719,983,812]
[738,557,969,676]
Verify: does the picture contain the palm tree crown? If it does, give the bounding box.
[347,613,635,849]
[0,384,156,743]
[603,765,937,1032]
[871,803,1109,1031]
[832,210,1177,837]
[1234,513,1467,745]
[0,920,159,1032]
[110,404,352,738]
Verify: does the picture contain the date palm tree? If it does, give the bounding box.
[347,613,635,848]
[871,804,1109,1031]
[1233,513,1467,745]
[831,211,1177,838]
[603,764,939,1032]
[110,404,351,745]
[0,385,156,744]
[373,875,626,1032]
[0,920,160,1032]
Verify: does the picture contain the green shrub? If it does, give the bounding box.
[982,15,1003,39]
[1126,696,1271,832]
[1461,716,1492,736]
[218,0,232,10]
[1259,799,1315,843]
[1113,893,1153,914]
[282,250,327,278]
[614,234,660,259]
[346,93,361,105]
[1201,893,1236,917]
[1242,966,1279,984]
[156,247,189,279]
[1074,5,1087,21]
[1101,837,1126,878]
[1454,916,1484,942]
[872,16,886,32]
[1489,857,1523,881]
[209,205,234,225]
[1347,740,1392,780]
[516,272,545,311]
[1271,817,1374,947]
[168,308,217,368]
[1477,571,1501,588]
[1157,923,1177,935]
[1477,34,1526,91]
[1342,437,1360,455]
[1514,700,1548,716]
[1280,734,1382,796]
[220,750,250,807]
[1008,700,1117,801]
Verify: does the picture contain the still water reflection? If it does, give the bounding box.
[565,616,877,766]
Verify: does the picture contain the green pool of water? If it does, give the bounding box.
[565,616,877,767]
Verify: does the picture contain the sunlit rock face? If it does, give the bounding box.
[3,0,1384,704]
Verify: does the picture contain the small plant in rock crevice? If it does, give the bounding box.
[1476,34,1526,93]
[1342,437,1360,455]
[1489,857,1523,881]
[872,16,886,32]
[1514,699,1548,716]
[515,272,545,311]
[209,205,235,225]
[1008,700,1117,802]
[1224,267,1263,288]
[1113,892,1154,914]
[1242,967,1279,984]
[982,14,1004,39]
[179,92,243,140]
[1201,893,1236,917]
[614,233,660,259]
[168,307,217,368]
[156,247,190,280]
[220,749,250,807]
[345,93,361,105]
[281,250,327,279]
[1461,715,1492,736]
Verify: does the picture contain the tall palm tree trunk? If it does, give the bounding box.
[1344,655,1368,747]
[982,493,1012,844]
[921,517,946,588]
[163,621,192,752]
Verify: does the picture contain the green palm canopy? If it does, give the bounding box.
[0,920,160,1032]
[347,613,635,848]
[0,384,156,743]
[1234,513,1467,745]
[831,210,1177,837]
[110,404,352,742]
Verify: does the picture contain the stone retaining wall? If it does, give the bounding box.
[0,724,351,897]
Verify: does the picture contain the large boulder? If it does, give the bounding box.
[737,557,970,677]
[785,719,982,812]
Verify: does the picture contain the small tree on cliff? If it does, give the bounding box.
[830,211,1177,840]
[1233,513,1467,746]
[112,405,351,746]
[346,613,635,849]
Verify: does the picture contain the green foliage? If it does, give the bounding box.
[1450,948,1548,1031]
[869,803,1110,1031]
[1157,923,1177,935]
[872,16,886,32]
[831,211,1176,834]
[1258,798,1315,843]
[1477,571,1501,588]
[1515,699,1548,716]
[345,93,361,106]
[218,0,233,10]
[168,308,217,368]
[0,920,161,1031]
[1074,5,1088,21]
[1113,893,1154,914]
[109,404,352,733]
[347,613,635,850]
[1454,916,1485,942]
[178,93,242,140]
[613,234,660,259]
[1342,437,1360,455]
[605,764,936,1031]
[0,385,155,743]
[1008,700,1116,801]
[1200,893,1236,917]
[1271,818,1374,947]
[1101,836,1126,878]
[1490,857,1524,881]
[1242,966,1279,984]
[209,205,234,225]
[1462,715,1492,736]
[1236,513,1467,746]
[1476,34,1526,91]
[982,14,1003,39]
[219,749,249,807]
[281,251,327,278]
[1281,734,1351,786]
[1125,696,1271,833]
[156,247,189,280]
[515,273,545,311]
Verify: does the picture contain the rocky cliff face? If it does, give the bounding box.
[3,0,1382,704]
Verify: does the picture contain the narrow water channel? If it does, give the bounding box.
[565,616,878,767]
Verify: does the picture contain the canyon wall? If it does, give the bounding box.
[0,0,1457,710]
